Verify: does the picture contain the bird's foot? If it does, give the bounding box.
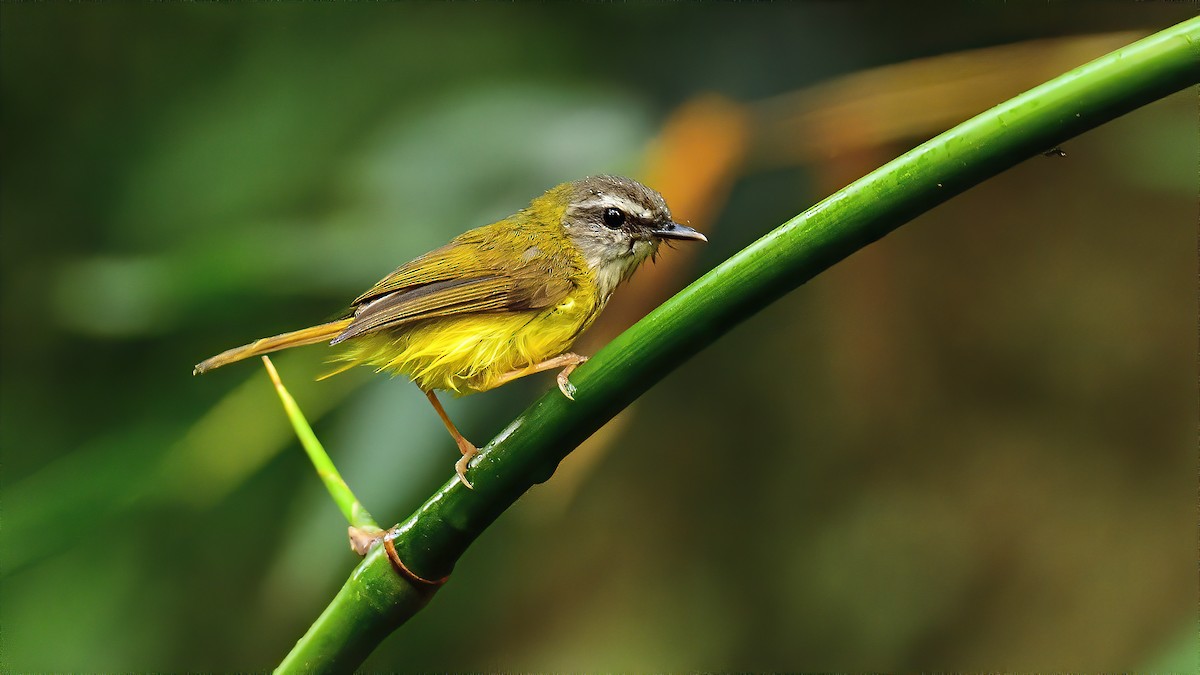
[454,438,478,489]
[556,355,589,400]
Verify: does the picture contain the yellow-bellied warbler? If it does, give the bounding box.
[194,175,706,488]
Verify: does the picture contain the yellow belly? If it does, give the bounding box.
[333,288,601,394]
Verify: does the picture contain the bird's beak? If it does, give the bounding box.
[651,222,708,242]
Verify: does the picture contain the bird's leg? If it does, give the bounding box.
[491,352,589,400]
[424,389,477,489]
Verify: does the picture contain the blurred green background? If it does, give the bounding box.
[1,4,1194,671]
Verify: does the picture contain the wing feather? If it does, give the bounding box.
[352,245,468,306]
[332,231,575,344]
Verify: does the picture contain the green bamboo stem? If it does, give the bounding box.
[276,20,1200,673]
[263,356,380,532]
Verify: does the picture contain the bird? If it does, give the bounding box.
[193,175,706,488]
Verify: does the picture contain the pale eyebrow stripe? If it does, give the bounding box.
[578,195,653,220]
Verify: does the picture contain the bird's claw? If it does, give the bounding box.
[557,374,577,401]
[556,356,587,401]
[455,440,478,489]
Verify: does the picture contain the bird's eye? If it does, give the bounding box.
[602,207,626,228]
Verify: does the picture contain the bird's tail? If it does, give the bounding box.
[192,318,353,375]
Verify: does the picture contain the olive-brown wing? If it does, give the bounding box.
[351,244,474,307]
[332,249,573,344]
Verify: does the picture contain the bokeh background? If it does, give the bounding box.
[1,4,1195,671]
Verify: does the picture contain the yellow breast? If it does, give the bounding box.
[333,283,603,395]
